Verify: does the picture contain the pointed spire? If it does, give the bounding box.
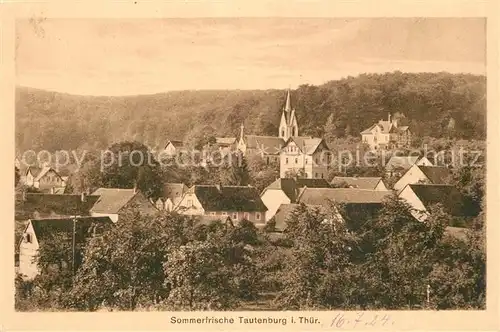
[284,88,292,112]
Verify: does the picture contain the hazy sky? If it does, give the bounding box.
[16,18,486,96]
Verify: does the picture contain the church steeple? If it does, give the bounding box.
[279,87,299,140]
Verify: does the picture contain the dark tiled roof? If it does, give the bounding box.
[19,193,100,217]
[193,185,267,212]
[90,188,137,214]
[408,184,476,217]
[245,135,285,155]
[297,188,391,205]
[264,178,331,203]
[331,177,383,190]
[30,216,113,243]
[418,166,451,184]
[273,202,383,232]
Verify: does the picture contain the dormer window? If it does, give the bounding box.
[25,233,32,243]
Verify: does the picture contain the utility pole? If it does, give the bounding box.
[426,284,431,306]
[72,216,77,277]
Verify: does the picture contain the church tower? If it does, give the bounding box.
[278,89,299,141]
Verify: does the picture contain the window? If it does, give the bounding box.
[285,158,288,164]
[315,158,318,164]
[305,158,308,164]
[256,212,261,221]
[222,211,228,216]
[25,233,32,243]
[266,157,270,165]
[187,199,193,207]
[315,173,318,178]
[243,212,250,220]
[295,158,298,164]
[210,212,216,216]
[281,130,285,137]
[321,173,324,179]
[175,192,180,197]
[232,212,238,220]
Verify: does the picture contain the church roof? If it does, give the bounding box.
[244,135,285,155]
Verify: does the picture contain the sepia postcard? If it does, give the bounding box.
[1,0,499,331]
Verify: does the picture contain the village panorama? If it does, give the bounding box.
[14,18,486,312]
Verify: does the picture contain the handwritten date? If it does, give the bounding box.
[330,312,394,329]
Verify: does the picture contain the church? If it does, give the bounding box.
[236,89,331,179]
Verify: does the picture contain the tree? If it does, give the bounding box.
[15,166,21,186]
[68,210,186,310]
[99,141,163,198]
[218,153,250,186]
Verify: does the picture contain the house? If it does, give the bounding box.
[174,184,267,224]
[18,216,113,280]
[215,137,237,156]
[385,155,433,177]
[155,183,189,211]
[89,188,158,223]
[361,113,412,150]
[24,166,66,193]
[331,176,388,191]
[398,184,478,222]
[16,192,100,220]
[164,140,186,156]
[393,165,451,192]
[260,178,331,221]
[296,187,392,206]
[280,137,331,179]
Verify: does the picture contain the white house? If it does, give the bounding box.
[260,178,330,221]
[280,137,331,179]
[393,165,451,192]
[18,216,113,280]
[24,166,66,193]
[331,176,388,191]
[361,113,412,150]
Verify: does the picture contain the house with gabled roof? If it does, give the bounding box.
[24,165,66,193]
[361,113,412,150]
[331,176,388,191]
[18,216,113,280]
[393,164,452,192]
[175,184,267,224]
[164,139,186,156]
[279,136,331,179]
[398,184,478,222]
[260,177,331,221]
[90,188,158,223]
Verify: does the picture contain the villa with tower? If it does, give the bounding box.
[361,113,412,151]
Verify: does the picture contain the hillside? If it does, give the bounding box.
[15,71,486,153]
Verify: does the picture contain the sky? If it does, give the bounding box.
[16,18,486,96]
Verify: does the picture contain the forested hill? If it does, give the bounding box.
[16,71,486,153]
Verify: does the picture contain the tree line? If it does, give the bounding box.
[16,71,486,153]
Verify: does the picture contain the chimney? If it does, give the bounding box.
[81,192,87,202]
[388,113,391,123]
[240,124,245,141]
[50,187,54,194]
